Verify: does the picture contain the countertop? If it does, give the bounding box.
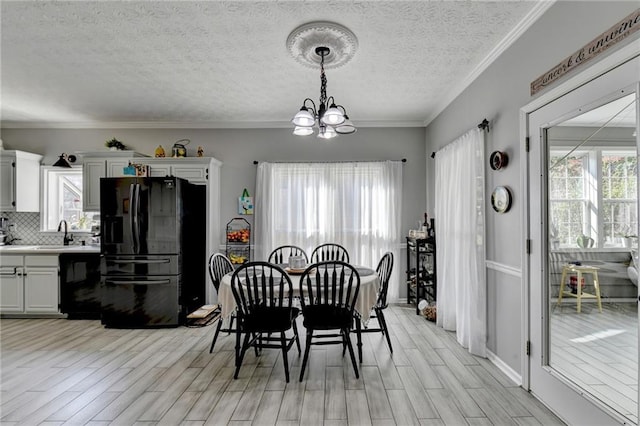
[0,245,101,254]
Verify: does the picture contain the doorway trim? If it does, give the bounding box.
[520,39,640,421]
[520,39,640,389]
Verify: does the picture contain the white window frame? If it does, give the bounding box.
[549,147,637,248]
[40,166,98,234]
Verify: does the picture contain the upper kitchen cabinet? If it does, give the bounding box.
[0,150,43,212]
[77,151,148,212]
[133,157,216,185]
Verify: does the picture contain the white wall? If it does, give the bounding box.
[424,1,639,374]
[0,126,426,298]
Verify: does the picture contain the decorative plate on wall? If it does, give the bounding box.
[491,186,512,213]
[489,150,508,170]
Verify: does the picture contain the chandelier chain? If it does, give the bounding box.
[319,51,327,109]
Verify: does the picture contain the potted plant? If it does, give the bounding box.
[624,234,638,248]
[105,138,125,151]
[576,233,594,248]
[615,226,637,248]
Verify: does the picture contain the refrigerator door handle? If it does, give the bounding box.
[106,279,172,286]
[129,183,138,253]
[133,183,141,253]
[110,259,171,264]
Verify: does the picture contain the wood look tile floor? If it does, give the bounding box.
[551,301,638,424]
[0,305,565,426]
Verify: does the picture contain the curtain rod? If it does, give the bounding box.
[431,118,490,159]
[253,159,406,165]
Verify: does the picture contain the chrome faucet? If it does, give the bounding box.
[57,220,73,245]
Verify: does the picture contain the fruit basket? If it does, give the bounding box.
[226,218,251,266]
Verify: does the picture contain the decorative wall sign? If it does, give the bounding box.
[491,186,512,213]
[531,8,640,96]
[489,151,508,170]
[238,188,254,215]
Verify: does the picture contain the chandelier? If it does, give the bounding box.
[287,21,358,139]
[292,46,356,138]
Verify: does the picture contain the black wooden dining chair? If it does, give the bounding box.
[298,260,360,381]
[310,243,350,263]
[354,252,394,362]
[230,261,301,382]
[208,253,235,353]
[268,245,308,265]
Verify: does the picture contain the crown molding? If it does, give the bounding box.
[0,119,426,130]
[423,0,556,127]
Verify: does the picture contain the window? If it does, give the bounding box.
[549,148,637,248]
[255,161,403,297]
[40,167,99,232]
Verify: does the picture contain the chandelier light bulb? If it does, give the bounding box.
[293,126,314,136]
[321,104,345,126]
[317,125,337,139]
[292,107,315,127]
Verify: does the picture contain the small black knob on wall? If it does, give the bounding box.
[12,201,15,206]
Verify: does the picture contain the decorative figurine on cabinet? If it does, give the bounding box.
[154,145,166,158]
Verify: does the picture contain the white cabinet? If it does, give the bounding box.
[0,254,59,315]
[0,150,43,212]
[135,157,212,184]
[78,151,148,211]
[0,256,24,312]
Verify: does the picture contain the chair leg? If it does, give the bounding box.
[227,315,235,335]
[254,333,262,357]
[234,326,243,378]
[299,330,314,382]
[377,308,393,354]
[343,328,359,379]
[281,331,290,383]
[209,318,224,353]
[234,332,251,379]
[355,316,363,363]
[292,320,301,354]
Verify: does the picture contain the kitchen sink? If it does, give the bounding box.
[33,245,69,250]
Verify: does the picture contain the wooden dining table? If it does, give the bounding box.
[217,265,380,322]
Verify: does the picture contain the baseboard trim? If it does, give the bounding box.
[486,349,522,386]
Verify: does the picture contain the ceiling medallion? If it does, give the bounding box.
[286,21,358,69]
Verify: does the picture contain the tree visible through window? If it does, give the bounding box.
[41,167,99,232]
[549,149,637,248]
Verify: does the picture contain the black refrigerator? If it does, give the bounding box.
[100,176,206,328]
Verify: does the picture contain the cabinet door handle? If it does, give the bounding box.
[0,267,18,277]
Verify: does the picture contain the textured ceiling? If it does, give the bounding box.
[1,1,546,129]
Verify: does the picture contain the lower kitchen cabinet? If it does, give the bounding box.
[0,256,23,312]
[0,254,60,315]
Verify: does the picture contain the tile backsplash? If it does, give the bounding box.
[0,212,85,246]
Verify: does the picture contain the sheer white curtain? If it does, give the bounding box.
[434,128,486,357]
[255,161,403,300]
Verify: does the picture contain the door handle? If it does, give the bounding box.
[107,279,171,285]
[110,259,171,264]
[129,183,136,252]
